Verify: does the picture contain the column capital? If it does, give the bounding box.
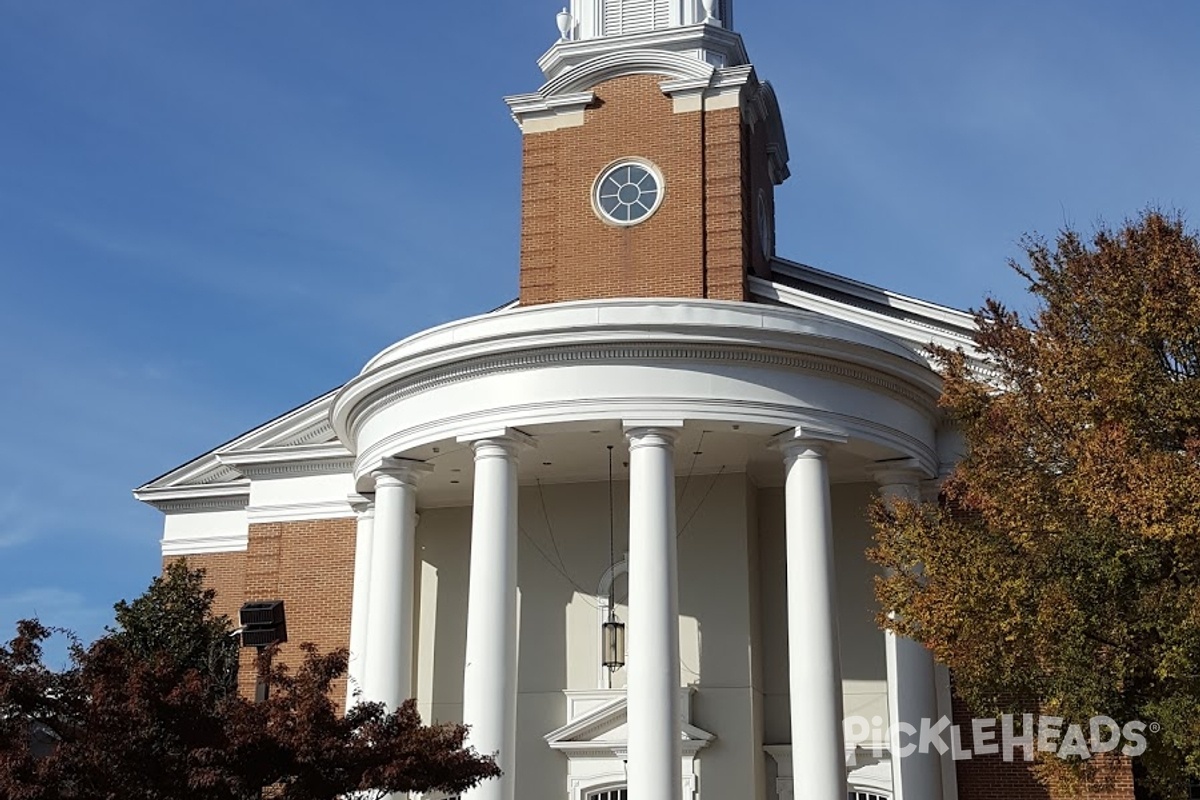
[348,494,375,518]
[771,426,847,461]
[372,457,434,489]
[867,458,931,490]
[457,428,537,457]
[624,425,681,449]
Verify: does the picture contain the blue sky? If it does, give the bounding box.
[1,1,1198,662]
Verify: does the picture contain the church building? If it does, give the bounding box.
[134,3,1130,799]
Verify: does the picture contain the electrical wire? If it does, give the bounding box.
[536,478,570,575]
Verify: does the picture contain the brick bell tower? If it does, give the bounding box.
[506,0,790,305]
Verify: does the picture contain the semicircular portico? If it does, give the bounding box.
[332,299,943,490]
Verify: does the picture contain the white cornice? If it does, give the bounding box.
[358,299,925,377]
[351,343,937,445]
[504,90,596,133]
[217,442,354,480]
[161,533,248,556]
[336,300,941,446]
[245,499,356,524]
[537,23,747,81]
[660,63,750,113]
[134,482,250,514]
[508,48,719,133]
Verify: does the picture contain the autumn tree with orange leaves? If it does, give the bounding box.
[871,210,1200,799]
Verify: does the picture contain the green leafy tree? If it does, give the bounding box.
[870,210,1200,799]
[110,559,240,700]
[0,562,500,800]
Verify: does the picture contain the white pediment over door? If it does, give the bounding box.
[545,689,714,800]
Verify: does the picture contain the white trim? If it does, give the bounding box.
[771,258,976,330]
[536,23,747,80]
[750,276,979,365]
[245,499,356,524]
[161,533,248,556]
[217,443,353,482]
[134,482,250,514]
[504,90,595,133]
[349,299,935,396]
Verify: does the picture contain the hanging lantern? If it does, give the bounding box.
[601,444,626,672]
[602,617,626,671]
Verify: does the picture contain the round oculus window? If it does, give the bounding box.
[594,161,663,225]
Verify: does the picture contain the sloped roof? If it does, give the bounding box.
[132,389,346,511]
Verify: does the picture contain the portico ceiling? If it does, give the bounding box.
[399,419,902,509]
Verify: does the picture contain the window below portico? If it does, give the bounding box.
[586,788,628,800]
[849,791,889,800]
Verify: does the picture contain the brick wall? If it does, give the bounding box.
[166,517,357,701]
[518,73,759,305]
[952,694,1136,800]
[167,551,247,625]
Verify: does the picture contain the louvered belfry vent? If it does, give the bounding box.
[602,0,669,36]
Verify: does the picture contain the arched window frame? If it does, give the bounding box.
[585,787,628,800]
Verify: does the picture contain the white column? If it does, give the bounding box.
[461,434,527,800]
[778,430,847,800]
[346,495,375,711]
[874,465,944,800]
[625,426,682,800]
[363,458,431,711]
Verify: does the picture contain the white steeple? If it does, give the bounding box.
[539,0,746,81]
[558,0,734,41]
